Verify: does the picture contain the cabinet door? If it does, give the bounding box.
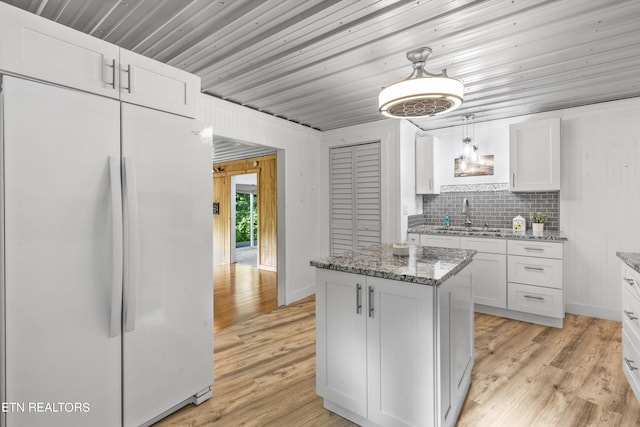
[470,252,507,308]
[119,49,200,118]
[509,118,560,191]
[315,270,367,417]
[416,136,438,194]
[367,277,436,427]
[0,2,120,98]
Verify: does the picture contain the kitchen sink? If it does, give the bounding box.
[433,226,502,233]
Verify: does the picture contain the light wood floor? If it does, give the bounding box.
[213,263,277,332]
[156,295,640,426]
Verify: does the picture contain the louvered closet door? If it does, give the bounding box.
[330,146,355,255]
[354,142,381,250]
[330,142,381,255]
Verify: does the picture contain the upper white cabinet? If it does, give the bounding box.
[0,2,119,99]
[416,135,439,194]
[509,118,561,192]
[0,2,200,118]
[120,50,199,118]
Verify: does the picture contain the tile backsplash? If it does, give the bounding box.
[410,183,560,231]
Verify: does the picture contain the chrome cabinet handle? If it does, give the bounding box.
[122,64,132,93]
[624,310,638,321]
[625,357,638,371]
[524,295,544,301]
[625,278,637,287]
[356,284,362,315]
[105,59,116,89]
[512,172,515,187]
[368,286,374,318]
[524,247,545,252]
[524,266,544,272]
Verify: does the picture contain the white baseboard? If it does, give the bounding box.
[475,304,563,328]
[565,302,620,322]
[285,283,315,305]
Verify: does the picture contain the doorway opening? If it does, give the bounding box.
[231,173,257,266]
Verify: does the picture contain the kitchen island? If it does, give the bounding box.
[310,243,476,427]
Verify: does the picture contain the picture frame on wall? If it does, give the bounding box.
[454,155,494,177]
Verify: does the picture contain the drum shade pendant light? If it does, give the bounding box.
[378,47,464,118]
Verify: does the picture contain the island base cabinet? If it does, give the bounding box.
[315,266,474,427]
[315,270,367,417]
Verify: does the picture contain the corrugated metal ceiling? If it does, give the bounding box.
[3,0,640,132]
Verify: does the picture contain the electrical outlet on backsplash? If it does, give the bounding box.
[410,183,560,231]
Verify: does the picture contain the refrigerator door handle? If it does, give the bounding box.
[109,157,124,337]
[123,157,140,333]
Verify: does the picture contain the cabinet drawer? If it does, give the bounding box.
[508,255,563,289]
[507,240,563,259]
[407,233,419,245]
[420,235,460,248]
[623,264,640,300]
[507,282,563,318]
[460,237,506,254]
[623,285,640,340]
[623,329,640,402]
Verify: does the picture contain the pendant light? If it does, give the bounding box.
[378,47,464,118]
[458,114,478,172]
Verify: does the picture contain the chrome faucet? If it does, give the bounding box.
[462,198,472,227]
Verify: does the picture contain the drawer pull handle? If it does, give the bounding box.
[625,357,638,371]
[624,310,638,321]
[524,266,545,272]
[524,247,545,252]
[524,295,544,301]
[356,283,362,315]
[625,278,637,287]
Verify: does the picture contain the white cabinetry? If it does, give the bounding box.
[419,233,565,327]
[315,267,473,427]
[407,233,420,245]
[506,240,564,324]
[416,135,439,194]
[119,49,199,118]
[621,261,640,402]
[509,118,561,191]
[0,2,200,118]
[460,237,507,309]
[420,234,459,248]
[0,2,119,98]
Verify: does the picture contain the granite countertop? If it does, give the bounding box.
[310,243,476,286]
[617,252,640,274]
[407,225,568,241]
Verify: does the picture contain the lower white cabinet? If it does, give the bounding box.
[621,260,640,402]
[459,237,507,309]
[420,234,459,249]
[315,267,473,427]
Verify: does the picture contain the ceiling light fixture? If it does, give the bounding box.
[378,47,464,118]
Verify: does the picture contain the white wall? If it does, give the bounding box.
[425,98,640,320]
[399,120,423,238]
[199,95,323,305]
[319,119,403,256]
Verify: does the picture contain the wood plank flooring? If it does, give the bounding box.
[156,297,640,426]
[213,263,277,332]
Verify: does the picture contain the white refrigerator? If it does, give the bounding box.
[0,75,213,426]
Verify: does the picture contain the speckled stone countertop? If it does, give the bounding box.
[407,225,568,241]
[617,252,640,274]
[310,243,476,286]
